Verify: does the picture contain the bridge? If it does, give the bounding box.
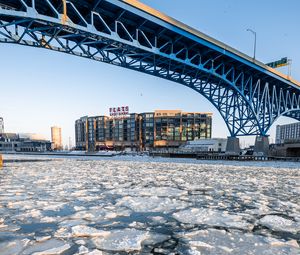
[0,0,300,153]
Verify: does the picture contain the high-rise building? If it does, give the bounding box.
[75,110,212,151]
[0,117,4,134]
[276,122,300,144]
[51,126,62,150]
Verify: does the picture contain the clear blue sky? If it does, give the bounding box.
[1,0,299,147]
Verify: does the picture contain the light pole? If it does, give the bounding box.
[246,28,256,60]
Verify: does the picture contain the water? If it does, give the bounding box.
[0,154,299,254]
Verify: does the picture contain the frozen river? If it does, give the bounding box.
[0,155,299,254]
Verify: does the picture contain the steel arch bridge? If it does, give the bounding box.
[0,0,300,137]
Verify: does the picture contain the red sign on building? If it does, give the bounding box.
[109,106,129,117]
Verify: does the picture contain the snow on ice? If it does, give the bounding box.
[0,154,299,254]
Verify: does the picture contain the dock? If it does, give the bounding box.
[150,151,300,162]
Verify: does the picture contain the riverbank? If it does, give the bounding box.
[0,151,117,158]
[2,150,300,162]
[150,151,300,162]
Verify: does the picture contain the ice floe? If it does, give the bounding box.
[31,244,71,255]
[259,215,300,234]
[117,196,190,213]
[77,245,89,254]
[22,239,70,255]
[173,208,253,230]
[71,225,110,237]
[0,239,30,255]
[112,187,187,197]
[92,229,149,252]
[176,229,300,255]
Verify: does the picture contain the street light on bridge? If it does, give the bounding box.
[246,28,257,60]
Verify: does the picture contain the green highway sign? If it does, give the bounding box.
[266,57,288,68]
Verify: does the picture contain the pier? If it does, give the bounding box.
[150,151,300,161]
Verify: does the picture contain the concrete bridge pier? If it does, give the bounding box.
[254,136,270,156]
[226,137,241,155]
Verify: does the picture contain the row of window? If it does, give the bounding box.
[76,114,212,147]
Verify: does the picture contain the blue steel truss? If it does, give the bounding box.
[0,0,300,137]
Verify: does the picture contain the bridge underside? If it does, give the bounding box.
[0,0,300,137]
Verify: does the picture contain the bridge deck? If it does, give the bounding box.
[3,0,298,88]
[122,0,299,88]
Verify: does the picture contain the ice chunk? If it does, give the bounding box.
[176,229,300,255]
[142,232,170,246]
[23,239,70,255]
[117,196,190,213]
[59,219,89,228]
[0,239,30,255]
[259,215,300,234]
[35,236,51,242]
[75,240,86,245]
[86,250,103,255]
[286,240,299,248]
[173,208,253,230]
[0,223,7,229]
[54,227,72,238]
[188,241,213,249]
[105,211,117,219]
[182,184,214,192]
[19,209,43,219]
[129,221,146,228]
[40,216,60,223]
[31,244,71,255]
[71,225,110,237]
[119,187,188,197]
[70,211,96,221]
[92,229,149,252]
[78,245,89,254]
[43,202,67,211]
[149,216,167,225]
[74,206,86,211]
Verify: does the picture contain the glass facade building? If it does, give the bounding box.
[75,110,212,151]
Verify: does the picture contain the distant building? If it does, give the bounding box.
[180,138,227,153]
[75,110,212,151]
[0,133,51,152]
[276,122,300,144]
[0,133,19,151]
[0,117,4,133]
[51,126,62,150]
[18,139,52,152]
[273,122,300,157]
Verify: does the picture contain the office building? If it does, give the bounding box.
[275,122,300,144]
[51,126,62,150]
[75,110,212,151]
[0,117,4,133]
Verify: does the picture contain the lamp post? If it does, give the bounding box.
[246,28,256,60]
